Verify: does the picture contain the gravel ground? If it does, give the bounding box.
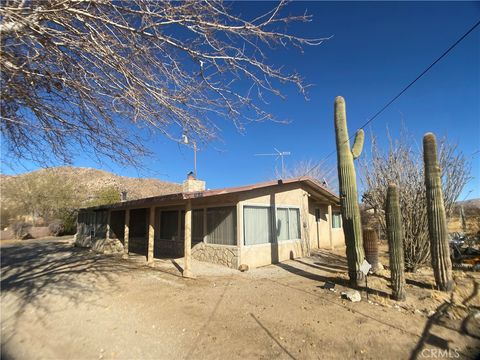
[1,238,479,360]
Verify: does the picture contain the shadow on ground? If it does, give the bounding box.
[1,241,139,305]
[409,280,480,360]
[0,239,144,348]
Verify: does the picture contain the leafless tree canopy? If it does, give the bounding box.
[1,0,327,166]
[360,127,471,271]
[276,159,338,192]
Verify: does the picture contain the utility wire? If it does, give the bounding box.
[302,18,480,178]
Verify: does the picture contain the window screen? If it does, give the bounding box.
[206,207,236,245]
[160,210,179,240]
[244,206,272,245]
[192,209,204,242]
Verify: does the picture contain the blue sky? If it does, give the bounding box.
[2,1,479,199]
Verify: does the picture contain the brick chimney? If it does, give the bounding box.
[182,171,205,193]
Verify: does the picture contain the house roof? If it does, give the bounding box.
[80,177,339,211]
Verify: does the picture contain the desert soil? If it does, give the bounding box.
[1,238,479,360]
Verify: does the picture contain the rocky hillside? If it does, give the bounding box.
[448,198,480,235]
[1,166,182,201]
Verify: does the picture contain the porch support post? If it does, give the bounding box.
[147,206,155,266]
[183,200,193,278]
[123,209,130,259]
[328,204,334,250]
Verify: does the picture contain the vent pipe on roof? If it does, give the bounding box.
[121,191,127,202]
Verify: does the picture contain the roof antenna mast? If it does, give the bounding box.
[182,134,198,178]
[255,147,291,179]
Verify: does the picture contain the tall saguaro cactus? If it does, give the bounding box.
[386,183,406,301]
[334,96,365,286]
[423,133,454,292]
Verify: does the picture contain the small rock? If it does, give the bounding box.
[342,290,361,302]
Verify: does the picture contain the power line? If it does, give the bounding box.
[302,18,480,178]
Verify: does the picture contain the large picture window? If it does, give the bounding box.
[276,207,300,241]
[244,206,272,245]
[206,207,236,245]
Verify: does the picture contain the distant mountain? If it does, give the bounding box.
[456,198,480,209]
[1,166,182,202]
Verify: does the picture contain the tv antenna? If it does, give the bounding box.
[182,134,198,178]
[255,148,291,178]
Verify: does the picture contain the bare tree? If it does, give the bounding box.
[1,0,327,167]
[276,159,338,192]
[360,127,470,271]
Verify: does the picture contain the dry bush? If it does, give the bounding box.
[48,220,64,236]
[11,221,31,240]
[278,159,338,192]
[360,127,470,271]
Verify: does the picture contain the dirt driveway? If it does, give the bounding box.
[1,239,479,360]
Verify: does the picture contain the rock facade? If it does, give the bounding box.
[92,237,125,255]
[192,242,239,269]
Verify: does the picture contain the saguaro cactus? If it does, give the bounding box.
[423,133,454,292]
[386,183,406,301]
[334,96,365,286]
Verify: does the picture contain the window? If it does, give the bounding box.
[332,212,342,229]
[160,210,179,240]
[276,208,289,241]
[276,207,300,241]
[288,208,301,239]
[181,209,204,242]
[244,206,272,245]
[192,209,204,242]
[206,207,236,245]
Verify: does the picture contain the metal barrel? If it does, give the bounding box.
[363,228,379,271]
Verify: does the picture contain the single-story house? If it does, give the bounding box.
[75,175,345,271]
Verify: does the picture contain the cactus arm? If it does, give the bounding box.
[351,129,364,159]
[423,132,454,292]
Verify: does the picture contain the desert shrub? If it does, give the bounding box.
[361,127,470,271]
[48,219,65,236]
[60,211,78,235]
[11,221,31,240]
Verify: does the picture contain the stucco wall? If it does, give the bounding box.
[240,240,304,268]
[236,184,311,268]
[307,201,345,250]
